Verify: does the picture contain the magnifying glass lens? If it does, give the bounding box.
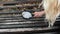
[22,12,32,19]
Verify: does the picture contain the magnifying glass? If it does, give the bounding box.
[22,10,34,19]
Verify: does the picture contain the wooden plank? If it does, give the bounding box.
[0,27,59,32]
[2,0,14,1]
[0,4,38,8]
[0,0,41,4]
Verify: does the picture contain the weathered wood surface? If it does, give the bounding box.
[0,0,60,32]
[0,27,59,32]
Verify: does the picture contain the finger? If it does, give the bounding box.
[33,14,37,17]
[33,14,39,17]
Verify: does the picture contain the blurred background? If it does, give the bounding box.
[0,0,60,34]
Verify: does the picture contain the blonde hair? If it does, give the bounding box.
[39,0,59,27]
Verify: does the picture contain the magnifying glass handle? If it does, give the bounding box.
[31,13,34,17]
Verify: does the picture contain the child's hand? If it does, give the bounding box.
[33,11,44,17]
